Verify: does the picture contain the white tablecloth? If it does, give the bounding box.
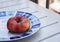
[0,0,60,42]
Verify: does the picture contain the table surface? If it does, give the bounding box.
[0,0,60,42]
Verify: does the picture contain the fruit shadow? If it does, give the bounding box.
[8,28,29,35]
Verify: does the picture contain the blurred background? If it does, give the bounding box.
[31,0,60,14]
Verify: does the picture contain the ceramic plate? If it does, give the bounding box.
[0,11,40,41]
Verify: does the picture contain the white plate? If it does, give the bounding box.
[0,11,40,41]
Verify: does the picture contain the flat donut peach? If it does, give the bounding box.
[7,16,30,33]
